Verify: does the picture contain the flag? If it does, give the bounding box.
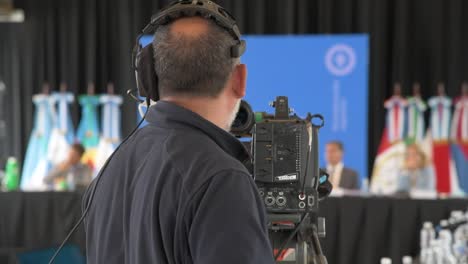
[21,94,54,190]
[27,92,75,190]
[406,96,427,143]
[450,95,468,194]
[94,94,122,176]
[428,96,452,141]
[420,129,462,196]
[432,141,452,193]
[452,143,468,193]
[46,92,75,166]
[384,96,407,142]
[427,95,458,195]
[77,95,101,171]
[450,96,468,141]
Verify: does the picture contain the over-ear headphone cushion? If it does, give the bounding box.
[137,44,159,101]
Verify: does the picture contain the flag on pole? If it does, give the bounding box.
[451,144,468,193]
[371,94,408,194]
[384,96,407,143]
[450,95,468,194]
[20,94,54,189]
[46,92,75,165]
[77,95,100,171]
[450,95,468,141]
[428,96,452,141]
[406,95,427,143]
[27,91,76,190]
[94,93,123,176]
[428,95,454,194]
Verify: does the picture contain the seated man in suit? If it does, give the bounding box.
[325,141,360,190]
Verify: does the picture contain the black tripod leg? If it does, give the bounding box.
[310,228,327,264]
[296,241,308,264]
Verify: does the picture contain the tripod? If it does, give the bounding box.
[269,213,328,264]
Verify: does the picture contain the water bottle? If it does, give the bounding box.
[420,222,435,263]
[424,248,434,264]
[380,257,392,264]
[439,229,452,247]
[453,240,466,263]
[453,224,468,264]
[450,211,464,221]
[3,157,19,191]
[361,178,369,194]
[439,229,457,264]
[402,256,412,264]
[431,240,444,264]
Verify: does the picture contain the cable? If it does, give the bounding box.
[48,98,151,264]
[300,144,311,194]
[274,212,310,261]
[302,114,324,192]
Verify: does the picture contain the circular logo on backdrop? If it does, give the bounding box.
[325,44,357,76]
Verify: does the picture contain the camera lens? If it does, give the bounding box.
[230,100,255,136]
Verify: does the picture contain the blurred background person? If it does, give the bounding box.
[44,143,92,191]
[325,141,360,190]
[396,143,435,193]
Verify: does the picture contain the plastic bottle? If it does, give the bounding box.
[3,157,19,191]
[453,223,468,264]
[380,257,392,264]
[420,222,435,263]
[439,229,457,264]
[402,256,412,264]
[431,240,443,264]
[424,248,434,264]
[361,178,369,194]
[450,211,464,221]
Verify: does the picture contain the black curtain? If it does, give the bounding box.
[1,0,468,175]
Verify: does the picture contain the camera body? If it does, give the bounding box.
[232,96,320,214]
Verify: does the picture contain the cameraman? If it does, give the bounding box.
[83,7,275,264]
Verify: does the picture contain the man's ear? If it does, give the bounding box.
[231,64,247,98]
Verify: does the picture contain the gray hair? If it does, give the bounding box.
[152,19,238,98]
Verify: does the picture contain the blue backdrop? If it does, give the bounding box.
[138,34,369,180]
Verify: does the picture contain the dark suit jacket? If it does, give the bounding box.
[338,167,360,190]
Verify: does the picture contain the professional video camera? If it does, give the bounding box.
[231,96,331,264]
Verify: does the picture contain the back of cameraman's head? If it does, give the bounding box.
[152,17,238,98]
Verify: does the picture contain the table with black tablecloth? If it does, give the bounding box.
[0,192,466,264]
[0,192,85,263]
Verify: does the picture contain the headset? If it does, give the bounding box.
[132,0,246,102]
[49,1,246,263]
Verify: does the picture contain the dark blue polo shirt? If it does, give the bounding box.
[84,101,275,264]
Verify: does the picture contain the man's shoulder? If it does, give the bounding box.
[168,130,246,167]
[164,129,250,187]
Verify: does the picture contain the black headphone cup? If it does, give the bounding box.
[136,44,159,101]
